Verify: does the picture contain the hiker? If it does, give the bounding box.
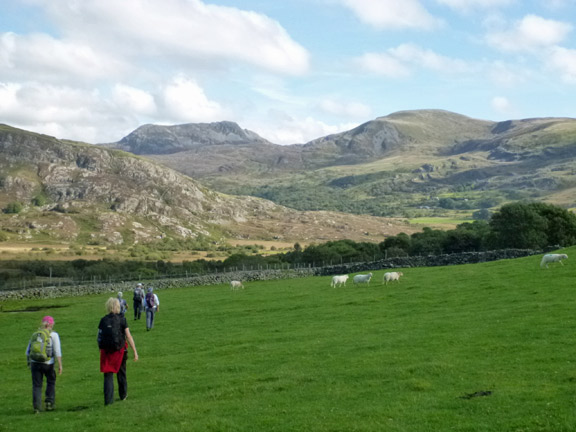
[26,316,63,413]
[98,297,138,405]
[133,283,145,320]
[117,291,128,317]
[145,287,160,331]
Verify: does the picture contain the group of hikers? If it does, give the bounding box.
[25,282,160,413]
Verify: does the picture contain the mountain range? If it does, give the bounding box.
[1,109,575,248]
[108,109,576,216]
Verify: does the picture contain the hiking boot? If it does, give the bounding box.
[45,402,54,411]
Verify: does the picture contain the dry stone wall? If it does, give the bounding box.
[0,249,539,301]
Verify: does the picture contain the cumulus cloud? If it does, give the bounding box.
[250,110,358,145]
[317,99,372,119]
[160,75,228,122]
[356,44,471,77]
[34,0,310,75]
[112,84,157,116]
[0,32,129,84]
[547,47,576,83]
[339,0,441,30]
[355,53,412,78]
[485,15,572,52]
[437,0,515,11]
[491,96,515,115]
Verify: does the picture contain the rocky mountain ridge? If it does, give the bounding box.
[0,125,418,246]
[107,110,576,214]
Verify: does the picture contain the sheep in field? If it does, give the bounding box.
[331,275,349,288]
[383,271,404,285]
[353,273,373,285]
[230,280,245,290]
[540,254,568,268]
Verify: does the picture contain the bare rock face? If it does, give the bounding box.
[0,125,419,245]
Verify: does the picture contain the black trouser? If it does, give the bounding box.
[103,350,127,405]
[31,362,56,410]
[133,300,142,319]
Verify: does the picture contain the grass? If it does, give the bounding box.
[2,248,576,431]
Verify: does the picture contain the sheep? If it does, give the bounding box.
[331,275,349,288]
[383,271,404,285]
[540,253,568,268]
[230,280,245,290]
[353,273,373,285]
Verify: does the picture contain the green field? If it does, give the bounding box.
[2,249,576,432]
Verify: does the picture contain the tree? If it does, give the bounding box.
[489,202,548,249]
[3,201,23,214]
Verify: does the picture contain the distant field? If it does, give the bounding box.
[2,247,576,431]
[408,216,470,226]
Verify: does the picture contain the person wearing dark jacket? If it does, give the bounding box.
[98,297,138,405]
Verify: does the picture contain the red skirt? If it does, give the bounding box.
[100,345,126,373]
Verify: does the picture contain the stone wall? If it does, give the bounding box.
[0,249,539,301]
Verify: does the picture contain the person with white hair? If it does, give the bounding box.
[117,292,128,317]
[98,297,138,405]
[144,287,160,331]
[133,283,145,320]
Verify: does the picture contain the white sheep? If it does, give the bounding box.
[331,275,349,288]
[540,253,568,268]
[353,273,373,285]
[230,280,245,290]
[383,271,404,285]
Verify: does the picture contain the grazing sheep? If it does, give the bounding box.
[230,280,245,290]
[331,275,349,288]
[383,271,404,285]
[540,253,568,268]
[353,273,373,285]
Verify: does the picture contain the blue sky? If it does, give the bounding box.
[1,0,576,144]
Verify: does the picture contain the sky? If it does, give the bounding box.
[1,0,576,145]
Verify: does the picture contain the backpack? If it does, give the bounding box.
[98,314,125,352]
[133,288,143,302]
[29,329,53,362]
[145,292,155,308]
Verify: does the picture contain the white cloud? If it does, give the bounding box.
[112,85,157,116]
[547,47,576,83]
[160,75,228,122]
[35,0,310,75]
[437,0,515,12]
[0,32,129,84]
[491,96,515,115]
[486,61,528,86]
[339,0,441,30]
[247,110,358,145]
[355,53,412,77]
[317,99,372,119]
[485,15,572,52]
[389,44,471,73]
[356,44,470,77]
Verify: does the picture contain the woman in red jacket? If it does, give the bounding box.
[98,297,138,405]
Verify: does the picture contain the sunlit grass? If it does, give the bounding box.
[2,247,576,431]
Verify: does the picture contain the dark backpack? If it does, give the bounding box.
[133,288,143,302]
[145,292,155,308]
[98,314,125,352]
[29,329,53,362]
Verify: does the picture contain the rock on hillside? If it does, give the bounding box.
[0,125,419,245]
[112,121,273,154]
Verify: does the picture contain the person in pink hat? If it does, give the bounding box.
[26,316,63,413]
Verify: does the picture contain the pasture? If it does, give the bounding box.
[2,248,576,432]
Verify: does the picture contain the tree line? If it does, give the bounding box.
[1,202,575,289]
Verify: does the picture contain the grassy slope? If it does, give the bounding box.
[2,248,576,432]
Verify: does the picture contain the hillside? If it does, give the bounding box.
[110,110,576,216]
[0,125,421,247]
